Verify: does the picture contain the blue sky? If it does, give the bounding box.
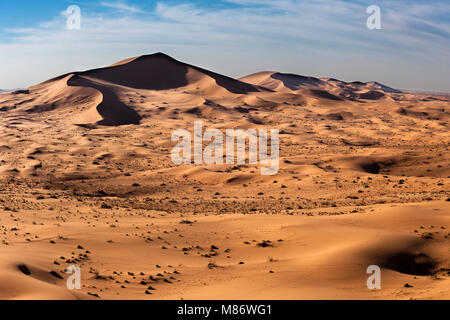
[0,0,449,92]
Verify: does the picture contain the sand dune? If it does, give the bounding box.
[239,71,327,92]
[1,53,264,127]
[239,71,399,101]
[0,53,448,300]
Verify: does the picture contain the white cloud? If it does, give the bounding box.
[100,1,144,13]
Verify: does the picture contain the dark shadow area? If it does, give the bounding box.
[359,91,385,100]
[360,161,381,174]
[271,72,324,90]
[308,89,344,101]
[18,264,31,276]
[68,75,142,126]
[383,252,437,276]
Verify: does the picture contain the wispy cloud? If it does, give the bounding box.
[100,1,144,13]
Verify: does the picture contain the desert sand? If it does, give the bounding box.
[0,53,448,300]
